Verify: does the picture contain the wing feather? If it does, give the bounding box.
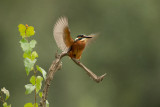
[53,17,74,52]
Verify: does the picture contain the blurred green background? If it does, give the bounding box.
[1,0,160,107]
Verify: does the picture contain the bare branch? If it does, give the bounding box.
[40,52,68,107]
[40,52,106,107]
[71,58,106,83]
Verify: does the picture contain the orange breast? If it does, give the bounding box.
[69,40,86,59]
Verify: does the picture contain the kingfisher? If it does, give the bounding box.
[53,17,96,60]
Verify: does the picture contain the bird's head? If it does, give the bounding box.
[75,34,92,41]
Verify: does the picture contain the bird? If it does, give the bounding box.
[53,17,96,60]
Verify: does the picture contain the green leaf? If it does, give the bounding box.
[25,84,35,95]
[31,51,38,60]
[20,38,28,43]
[18,24,26,37]
[36,76,43,93]
[24,103,33,107]
[3,102,7,107]
[30,76,36,85]
[33,103,38,107]
[30,40,37,49]
[23,52,31,59]
[8,105,11,107]
[36,65,47,80]
[26,26,35,37]
[20,39,37,54]
[39,92,42,98]
[24,58,37,75]
[3,102,11,107]
[20,39,32,53]
[24,103,38,107]
[1,87,10,101]
[46,100,49,107]
[18,24,35,38]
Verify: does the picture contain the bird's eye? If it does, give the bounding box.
[80,35,84,37]
[77,35,83,37]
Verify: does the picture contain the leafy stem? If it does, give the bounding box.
[34,69,37,107]
[0,87,11,107]
[18,24,47,107]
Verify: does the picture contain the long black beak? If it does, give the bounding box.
[83,36,92,38]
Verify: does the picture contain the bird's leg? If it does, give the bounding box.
[71,58,80,64]
[77,60,80,64]
[77,59,81,64]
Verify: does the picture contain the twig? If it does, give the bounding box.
[40,52,68,107]
[0,91,4,103]
[71,58,106,83]
[40,52,106,107]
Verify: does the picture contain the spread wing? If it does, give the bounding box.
[53,17,74,52]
